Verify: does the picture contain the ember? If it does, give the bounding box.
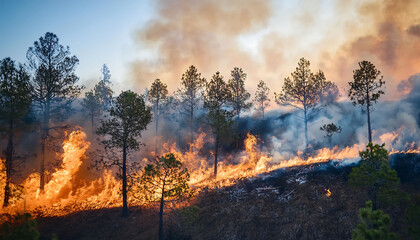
[325,188,332,197]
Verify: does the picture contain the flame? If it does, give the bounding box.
[1,130,123,217]
[325,188,332,197]
[0,128,418,217]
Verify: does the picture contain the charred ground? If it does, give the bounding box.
[35,153,420,240]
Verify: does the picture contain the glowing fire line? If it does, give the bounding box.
[0,129,418,218]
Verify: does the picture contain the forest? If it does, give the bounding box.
[0,28,419,240]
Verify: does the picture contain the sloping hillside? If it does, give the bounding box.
[36,154,420,240]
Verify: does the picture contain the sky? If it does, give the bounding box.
[1,0,419,100]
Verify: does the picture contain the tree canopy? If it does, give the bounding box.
[348,143,402,210]
[204,71,233,176]
[253,80,270,119]
[139,153,191,240]
[348,61,384,143]
[26,32,83,191]
[275,57,337,150]
[97,90,152,217]
[352,201,398,240]
[176,65,206,144]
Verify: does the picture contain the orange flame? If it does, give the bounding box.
[325,188,332,197]
[0,128,418,217]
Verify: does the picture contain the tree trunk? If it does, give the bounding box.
[366,81,372,143]
[91,112,94,131]
[366,101,372,143]
[329,136,332,149]
[121,143,128,217]
[190,105,194,148]
[214,131,219,178]
[159,187,165,240]
[235,113,239,151]
[40,104,50,191]
[3,118,14,207]
[304,108,308,150]
[155,102,159,154]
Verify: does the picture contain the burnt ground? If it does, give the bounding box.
[36,153,420,240]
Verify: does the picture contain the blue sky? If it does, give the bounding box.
[0,0,155,90]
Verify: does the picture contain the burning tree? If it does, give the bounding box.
[348,143,401,210]
[176,65,206,145]
[149,79,168,153]
[253,80,270,119]
[204,72,233,177]
[274,57,337,150]
[97,90,152,217]
[26,32,83,191]
[348,61,384,143]
[0,58,32,207]
[320,123,342,148]
[139,153,191,240]
[228,67,251,150]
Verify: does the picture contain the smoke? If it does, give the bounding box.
[129,0,271,94]
[128,0,420,101]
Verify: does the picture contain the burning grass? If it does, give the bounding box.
[0,129,418,219]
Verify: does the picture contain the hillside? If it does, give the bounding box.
[35,153,420,240]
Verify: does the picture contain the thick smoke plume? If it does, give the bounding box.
[129,0,420,101]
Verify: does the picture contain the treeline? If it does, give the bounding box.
[0,31,387,207]
[2,31,407,240]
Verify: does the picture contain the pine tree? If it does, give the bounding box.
[348,61,384,143]
[0,58,32,207]
[275,57,337,150]
[228,67,251,150]
[348,143,402,210]
[26,32,83,191]
[320,123,342,148]
[97,90,152,217]
[148,79,168,153]
[253,80,270,119]
[176,65,206,145]
[81,90,101,129]
[139,153,191,240]
[95,64,113,110]
[204,72,233,177]
[352,201,398,240]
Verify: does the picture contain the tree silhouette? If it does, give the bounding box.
[0,58,32,207]
[275,57,336,150]
[176,65,206,145]
[228,67,251,150]
[95,64,113,111]
[149,79,168,153]
[26,32,83,191]
[97,90,152,217]
[320,123,342,148]
[204,72,233,177]
[81,90,101,129]
[348,61,384,143]
[139,153,191,240]
[253,80,270,119]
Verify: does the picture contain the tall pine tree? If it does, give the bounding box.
[0,58,32,207]
[27,32,83,191]
[204,72,233,177]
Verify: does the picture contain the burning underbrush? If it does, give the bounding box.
[0,128,418,219]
